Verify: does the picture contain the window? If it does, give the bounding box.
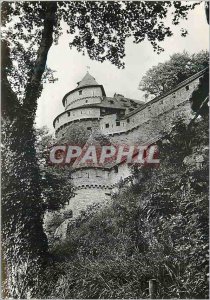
[79,90,82,95]
[127,118,130,123]
[116,121,120,126]
[87,127,92,130]
[109,100,114,104]
[114,166,118,173]
[67,112,70,117]
[186,85,189,91]
[81,111,83,114]
[85,100,88,103]
[105,123,109,128]
[57,118,59,122]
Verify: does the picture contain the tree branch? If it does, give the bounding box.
[23,2,57,116]
[1,40,21,120]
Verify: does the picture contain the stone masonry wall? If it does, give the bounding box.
[65,86,103,109]
[100,75,200,136]
[48,70,205,242]
[56,119,100,139]
[60,186,111,219]
[55,107,101,133]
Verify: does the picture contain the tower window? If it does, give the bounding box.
[116,121,120,126]
[105,123,109,128]
[127,118,130,123]
[85,100,88,103]
[79,90,82,95]
[114,166,118,173]
[186,85,189,91]
[67,112,70,117]
[87,127,92,130]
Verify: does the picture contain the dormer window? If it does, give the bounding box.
[79,90,82,95]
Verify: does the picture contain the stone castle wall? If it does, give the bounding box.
[100,75,200,137]
[57,119,100,138]
[66,72,202,218]
[48,70,205,241]
[64,86,103,109]
[60,186,111,220]
[55,107,101,134]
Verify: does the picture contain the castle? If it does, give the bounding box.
[48,69,206,240]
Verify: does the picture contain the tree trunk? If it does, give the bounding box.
[1,2,57,298]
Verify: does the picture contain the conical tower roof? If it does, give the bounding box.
[77,72,99,88]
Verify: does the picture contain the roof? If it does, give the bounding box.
[101,95,144,111]
[77,72,99,87]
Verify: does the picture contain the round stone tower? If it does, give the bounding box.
[53,72,106,138]
[52,72,112,226]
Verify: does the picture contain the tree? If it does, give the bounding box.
[35,126,74,212]
[139,50,209,97]
[1,1,202,297]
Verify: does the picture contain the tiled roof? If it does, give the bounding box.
[100,95,144,111]
[67,95,144,112]
[77,72,99,87]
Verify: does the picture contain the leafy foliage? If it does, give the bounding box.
[2,1,200,98]
[189,68,209,117]
[139,50,209,97]
[35,127,74,211]
[49,117,208,299]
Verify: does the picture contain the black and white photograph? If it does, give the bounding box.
[1,1,209,298]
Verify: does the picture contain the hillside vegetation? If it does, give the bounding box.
[48,117,208,299]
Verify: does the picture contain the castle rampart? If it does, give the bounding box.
[49,69,206,239]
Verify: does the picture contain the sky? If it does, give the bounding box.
[35,3,209,133]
